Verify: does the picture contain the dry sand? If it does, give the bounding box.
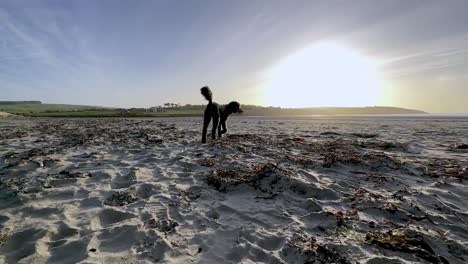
[0,116,467,263]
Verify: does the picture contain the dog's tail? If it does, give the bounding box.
[201,86,213,103]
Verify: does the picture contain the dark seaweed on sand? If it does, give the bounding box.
[104,191,138,206]
[206,163,282,192]
[366,231,450,264]
[286,234,350,264]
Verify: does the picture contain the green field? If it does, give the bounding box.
[18,109,204,117]
[0,103,109,114]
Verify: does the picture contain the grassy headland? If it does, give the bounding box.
[0,101,426,117]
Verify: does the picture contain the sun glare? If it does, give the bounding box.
[263,42,382,108]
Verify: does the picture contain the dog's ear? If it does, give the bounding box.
[228,101,242,113]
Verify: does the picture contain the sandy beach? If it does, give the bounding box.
[0,116,467,263]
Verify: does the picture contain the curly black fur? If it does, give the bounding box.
[200,86,242,143]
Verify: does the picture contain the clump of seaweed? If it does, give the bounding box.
[442,168,468,179]
[0,230,8,245]
[451,143,468,150]
[206,163,282,192]
[361,151,403,171]
[421,158,467,180]
[104,191,138,206]
[357,140,408,151]
[1,130,29,140]
[0,178,27,195]
[324,208,359,228]
[350,133,378,138]
[145,218,178,234]
[322,151,361,168]
[198,158,216,167]
[53,170,92,179]
[366,230,449,263]
[349,188,387,202]
[179,187,202,202]
[320,132,342,136]
[316,140,361,168]
[286,233,350,264]
[286,155,318,166]
[207,168,243,191]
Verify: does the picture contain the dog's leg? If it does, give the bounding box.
[219,118,227,137]
[212,114,219,140]
[221,120,227,134]
[202,111,211,143]
[218,122,222,138]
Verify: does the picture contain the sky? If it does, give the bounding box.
[1,0,467,113]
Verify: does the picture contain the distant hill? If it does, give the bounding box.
[0,101,426,117]
[0,101,42,105]
[239,105,427,115]
[174,104,426,115]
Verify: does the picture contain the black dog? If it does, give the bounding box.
[201,86,242,143]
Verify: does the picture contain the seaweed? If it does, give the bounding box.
[286,234,350,264]
[366,231,448,264]
[198,158,216,167]
[206,163,282,192]
[0,230,8,246]
[145,218,178,234]
[287,155,318,166]
[104,191,138,206]
[452,143,468,150]
[350,133,378,138]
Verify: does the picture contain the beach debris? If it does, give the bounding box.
[139,129,164,143]
[320,131,342,136]
[318,140,361,167]
[198,158,216,167]
[54,170,92,179]
[443,168,468,179]
[350,188,387,202]
[286,233,350,264]
[145,218,178,233]
[350,133,378,138]
[32,158,59,168]
[104,191,138,206]
[434,229,448,237]
[357,140,408,151]
[366,230,449,263]
[206,163,281,192]
[180,187,202,202]
[322,151,359,168]
[2,148,55,168]
[452,143,468,150]
[207,168,244,191]
[0,230,8,246]
[421,158,467,180]
[0,177,27,195]
[383,203,399,213]
[286,155,317,166]
[324,208,359,228]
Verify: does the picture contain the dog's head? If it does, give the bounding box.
[200,86,213,101]
[227,101,243,113]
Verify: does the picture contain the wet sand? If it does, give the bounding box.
[0,117,467,263]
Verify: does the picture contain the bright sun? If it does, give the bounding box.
[263,42,382,108]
